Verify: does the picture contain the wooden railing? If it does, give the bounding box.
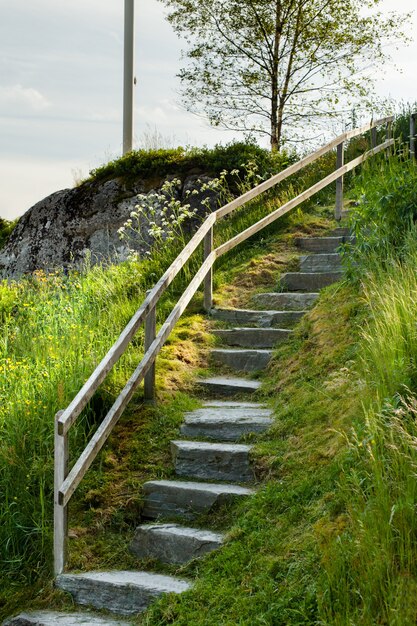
[54,115,394,575]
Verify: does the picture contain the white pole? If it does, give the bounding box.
[123,0,135,154]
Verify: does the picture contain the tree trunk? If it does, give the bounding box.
[270,0,281,152]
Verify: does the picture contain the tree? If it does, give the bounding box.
[160,0,409,150]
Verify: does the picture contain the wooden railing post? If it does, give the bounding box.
[54,410,68,576]
[144,293,156,402]
[203,226,214,311]
[410,114,416,161]
[371,126,377,149]
[335,141,344,221]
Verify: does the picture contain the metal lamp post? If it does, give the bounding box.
[123,0,135,154]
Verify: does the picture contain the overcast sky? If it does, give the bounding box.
[0,0,415,220]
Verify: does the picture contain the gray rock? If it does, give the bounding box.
[130,523,224,564]
[209,308,305,328]
[213,327,292,348]
[180,410,272,441]
[0,173,219,278]
[171,440,253,482]
[211,348,272,372]
[142,479,254,520]
[280,271,343,291]
[251,292,318,311]
[3,611,131,626]
[300,253,342,273]
[197,376,261,396]
[55,571,191,616]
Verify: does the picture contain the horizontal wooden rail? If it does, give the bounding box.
[216,139,394,257]
[216,115,393,220]
[58,251,217,507]
[54,114,395,575]
[57,212,217,436]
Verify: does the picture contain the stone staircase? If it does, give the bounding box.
[4,227,348,626]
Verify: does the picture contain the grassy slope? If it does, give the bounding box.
[142,283,363,626]
[0,185,336,621]
[4,151,416,624]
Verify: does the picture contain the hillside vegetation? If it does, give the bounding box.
[2,136,417,624]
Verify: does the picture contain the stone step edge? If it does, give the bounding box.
[3,611,132,626]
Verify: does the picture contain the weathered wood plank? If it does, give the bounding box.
[54,410,68,576]
[57,212,217,435]
[204,227,214,311]
[144,304,156,402]
[335,141,344,221]
[59,251,217,507]
[216,139,394,257]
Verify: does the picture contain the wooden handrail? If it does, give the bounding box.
[54,114,394,575]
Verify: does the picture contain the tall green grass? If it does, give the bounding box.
[321,162,417,623]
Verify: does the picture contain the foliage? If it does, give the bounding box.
[341,153,417,278]
[88,141,295,185]
[321,238,417,625]
[392,101,417,147]
[159,0,409,150]
[0,217,17,249]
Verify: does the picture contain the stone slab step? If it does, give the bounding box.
[300,253,342,273]
[130,523,224,564]
[55,571,191,616]
[280,272,343,291]
[197,376,261,396]
[211,348,271,372]
[203,400,267,408]
[295,236,346,253]
[251,292,318,311]
[180,408,272,441]
[142,479,254,520]
[171,440,253,482]
[209,308,304,328]
[3,612,131,626]
[330,227,351,237]
[213,328,291,348]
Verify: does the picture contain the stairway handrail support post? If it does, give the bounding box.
[335,140,344,221]
[410,113,416,161]
[54,410,68,576]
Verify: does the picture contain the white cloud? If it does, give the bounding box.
[0,84,50,114]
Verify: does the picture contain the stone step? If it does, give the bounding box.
[3,612,131,626]
[197,376,261,396]
[180,407,272,441]
[55,571,191,616]
[209,307,305,328]
[280,271,343,291]
[295,236,346,253]
[142,479,254,520]
[213,328,291,348]
[171,440,253,482]
[211,348,271,372]
[251,292,318,311]
[130,523,224,564]
[299,253,342,273]
[203,400,267,408]
[330,227,351,237]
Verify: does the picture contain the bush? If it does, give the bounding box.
[88,141,298,186]
[341,153,417,277]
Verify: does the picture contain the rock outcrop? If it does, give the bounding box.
[0,174,216,279]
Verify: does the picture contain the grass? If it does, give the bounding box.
[4,143,415,623]
[0,156,337,621]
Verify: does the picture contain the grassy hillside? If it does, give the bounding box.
[2,140,417,624]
